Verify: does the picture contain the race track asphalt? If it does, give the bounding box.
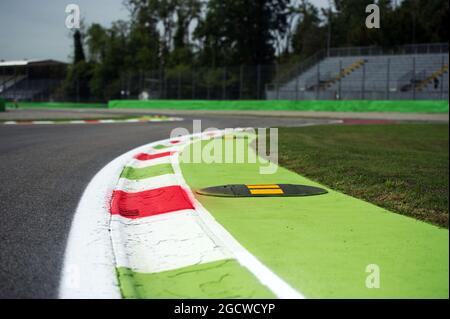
[0,114,329,298]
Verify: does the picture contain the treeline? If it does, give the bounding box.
[61,0,449,101]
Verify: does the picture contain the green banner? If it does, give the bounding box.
[109,99,449,113]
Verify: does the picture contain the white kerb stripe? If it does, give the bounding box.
[126,156,174,168]
[110,210,232,273]
[115,174,179,193]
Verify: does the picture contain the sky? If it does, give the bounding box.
[0,0,330,63]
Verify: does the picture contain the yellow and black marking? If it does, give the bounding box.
[196,184,327,197]
[246,184,284,195]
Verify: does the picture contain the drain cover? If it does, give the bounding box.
[196,184,327,197]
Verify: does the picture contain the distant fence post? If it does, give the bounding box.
[440,55,445,100]
[222,67,226,100]
[27,77,34,101]
[386,58,390,100]
[158,66,162,99]
[275,63,280,100]
[412,57,416,100]
[295,65,299,100]
[139,69,143,94]
[338,59,342,100]
[315,62,320,100]
[257,65,261,100]
[206,68,210,100]
[26,67,30,102]
[177,70,181,99]
[126,72,130,100]
[239,65,243,99]
[164,70,167,99]
[13,66,17,101]
[192,68,196,100]
[361,61,366,99]
[76,79,80,103]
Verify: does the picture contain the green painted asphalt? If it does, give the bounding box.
[180,137,449,298]
[109,99,449,113]
[120,164,174,180]
[117,260,274,299]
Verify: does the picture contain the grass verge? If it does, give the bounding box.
[278,124,449,227]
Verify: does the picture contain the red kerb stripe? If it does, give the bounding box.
[110,185,194,219]
[134,151,173,161]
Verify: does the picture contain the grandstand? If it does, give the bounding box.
[266,43,449,100]
[0,59,66,101]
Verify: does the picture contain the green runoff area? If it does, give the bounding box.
[120,131,448,298]
[4,100,449,113]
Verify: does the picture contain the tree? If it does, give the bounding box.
[73,30,86,64]
[61,0,448,102]
[331,0,375,47]
[173,0,201,50]
[195,0,290,67]
[394,0,449,45]
[291,1,326,59]
[61,60,93,101]
[167,0,201,67]
[86,23,108,63]
[60,29,91,101]
[89,21,130,100]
